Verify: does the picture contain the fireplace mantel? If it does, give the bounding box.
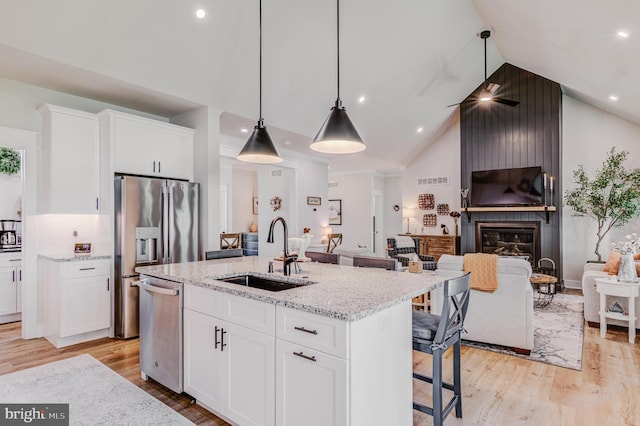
[463,206,556,223]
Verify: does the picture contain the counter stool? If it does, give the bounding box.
[412,272,471,426]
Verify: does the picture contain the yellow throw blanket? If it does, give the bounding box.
[463,253,499,292]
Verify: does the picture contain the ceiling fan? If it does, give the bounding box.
[448,30,519,108]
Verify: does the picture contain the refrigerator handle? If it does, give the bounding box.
[167,186,175,263]
[162,186,169,263]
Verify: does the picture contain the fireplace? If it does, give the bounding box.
[475,221,540,266]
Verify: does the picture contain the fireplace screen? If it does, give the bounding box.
[475,222,540,266]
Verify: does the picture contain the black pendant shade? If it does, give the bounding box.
[310,0,365,154]
[237,0,282,164]
[237,119,282,164]
[310,98,365,154]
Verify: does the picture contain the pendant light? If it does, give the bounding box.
[310,0,365,154]
[237,0,282,164]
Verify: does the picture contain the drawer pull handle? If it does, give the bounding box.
[293,351,316,362]
[9,259,20,262]
[294,326,318,335]
[79,267,96,271]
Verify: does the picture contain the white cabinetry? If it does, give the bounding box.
[41,257,111,348]
[99,110,194,181]
[0,253,22,323]
[184,284,275,426]
[38,104,100,213]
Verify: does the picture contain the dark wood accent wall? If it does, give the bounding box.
[460,63,563,280]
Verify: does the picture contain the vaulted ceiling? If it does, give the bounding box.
[0,0,637,173]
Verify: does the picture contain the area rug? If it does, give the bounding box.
[0,354,194,425]
[463,292,584,370]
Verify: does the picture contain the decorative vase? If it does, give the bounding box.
[249,221,258,232]
[617,253,639,283]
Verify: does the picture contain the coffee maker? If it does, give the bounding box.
[0,220,21,251]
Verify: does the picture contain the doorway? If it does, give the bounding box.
[0,126,37,339]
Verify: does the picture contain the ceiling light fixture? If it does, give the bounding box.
[617,30,629,39]
[609,95,619,102]
[417,127,424,133]
[358,96,366,103]
[310,0,365,154]
[195,9,206,19]
[237,0,282,164]
[240,128,249,133]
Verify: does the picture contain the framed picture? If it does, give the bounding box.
[328,199,342,225]
[307,196,322,206]
[74,243,92,255]
[252,197,259,215]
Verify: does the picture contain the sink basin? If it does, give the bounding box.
[217,274,314,292]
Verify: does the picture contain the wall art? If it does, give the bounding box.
[418,193,435,210]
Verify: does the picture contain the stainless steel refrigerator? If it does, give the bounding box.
[114,175,198,339]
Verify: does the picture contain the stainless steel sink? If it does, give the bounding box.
[217,274,314,292]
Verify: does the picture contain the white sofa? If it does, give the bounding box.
[582,262,640,329]
[432,254,534,353]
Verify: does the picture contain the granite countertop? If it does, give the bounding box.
[136,256,443,322]
[38,253,112,262]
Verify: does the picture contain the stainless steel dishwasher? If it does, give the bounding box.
[138,274,183,394]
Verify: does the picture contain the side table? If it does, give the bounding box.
[595,277,640,344]
[529,273,557,307]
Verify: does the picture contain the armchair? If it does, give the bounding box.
[386,236,437,270]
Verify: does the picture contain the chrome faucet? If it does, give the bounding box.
[267,216,296,276]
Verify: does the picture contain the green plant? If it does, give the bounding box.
[0,147,20,175]
[564,147,640,261]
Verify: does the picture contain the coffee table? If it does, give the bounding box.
[530,273,557,307]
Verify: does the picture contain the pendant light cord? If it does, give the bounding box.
[259,0,263,124]
[483,34,487,82]
[336,0,340,102]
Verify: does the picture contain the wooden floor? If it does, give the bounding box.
[1,293,639,426]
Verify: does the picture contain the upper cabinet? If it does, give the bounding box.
[99,110,194,181]
[39,104,100,214]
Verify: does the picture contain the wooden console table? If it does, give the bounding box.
[399,234,460,261]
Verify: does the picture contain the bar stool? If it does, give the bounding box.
[412,272,471,426]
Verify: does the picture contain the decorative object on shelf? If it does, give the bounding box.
[0,147,20,175]
[236,0,282,164]
[303,227,311,234]
[269,196,282,211]
[252,196,259,214]
[307,196,321,206]
[423,214,437,227]
[611,233,640,283]
[73,243,92,255]
[249,221,258,232]
[441,224,450,235]
[310,0,365,154]
[565,147,640,261]
[418,193,434,210]
[437,203,450,215]
[328,199,342,225]
[608,301,624,314]
[450,211,461,236]
[461,188,469,210]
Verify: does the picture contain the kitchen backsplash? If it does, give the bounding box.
[32,214,110,255]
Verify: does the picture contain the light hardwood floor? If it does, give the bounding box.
[1,296,638,426]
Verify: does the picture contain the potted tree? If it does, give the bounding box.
[564,147,640,261]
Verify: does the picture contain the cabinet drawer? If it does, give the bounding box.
[185,284,275,334]
[276,307,348,358]
[0,255,22,268]
[58,260,110,279]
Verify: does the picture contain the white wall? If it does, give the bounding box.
[384,176,404,239]
[231,167,257,233]
[402,118,461,237]
[294,161,329,246]
[258,166,294,259]
[562,95,640,286]
[328,173,373,248]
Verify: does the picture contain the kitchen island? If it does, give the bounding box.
[136,256,445,426]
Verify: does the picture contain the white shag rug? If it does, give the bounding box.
[463,292,584,370]
[0,354,194,425]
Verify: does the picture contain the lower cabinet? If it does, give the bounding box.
[183,287,275,426]
[275,339,347,426]
[0,254,22,322]
[41,257,111,347]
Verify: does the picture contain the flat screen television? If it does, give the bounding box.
[470,166,543,207]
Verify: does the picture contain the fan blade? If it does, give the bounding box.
[447,98,477,107]
[486,82,501,94]
[494,97,520,107]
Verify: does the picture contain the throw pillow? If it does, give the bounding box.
[603,251,622,275]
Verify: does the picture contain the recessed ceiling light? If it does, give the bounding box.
[609,95,619,102]
[196,9,206,19]
[417,127,424,134]
[358,96,366,103]
[240,128,249,133]
[283,140,292,145]
[616,30,629,39]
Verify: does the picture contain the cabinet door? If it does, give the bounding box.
[276,339,347,426]
[41,105,100,213]
[0,267,17,315]
[183,308,225,413]
[223,320,275,426]
[60,274,110,337]
[16,268,22,313]
[151,126,193,181]
[113,117,154,176]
